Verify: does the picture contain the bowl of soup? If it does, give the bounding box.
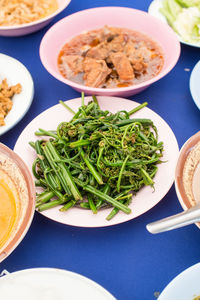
[0,143,35,262]
[0,0,71,37]
[175,131,200,229]
[40,6,180,97]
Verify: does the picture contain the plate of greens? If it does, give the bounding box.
[14,95,179,227]
[148,0,200,48]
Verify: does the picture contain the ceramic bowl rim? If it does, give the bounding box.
[175,131,200,228]
[0,143,35,263]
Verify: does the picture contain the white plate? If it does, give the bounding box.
[14,96,179,227]
[0,268,116,300]
[0,53,34,136]
[190,60,200,110]
[158,263,200,299]
[148,0,200,48]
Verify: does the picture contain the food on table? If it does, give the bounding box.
[0,150,28,251]
[0,0,58,26]
[0,78,22,126]
[58,26,164,88]
[30,94,164,220]
[182,140,200,206]
[160,0,200,46]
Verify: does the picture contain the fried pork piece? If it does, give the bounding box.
[124,40,136,57]
[124,41,147,74]
[86,34,126,61]
[99,26,123,41]
[0,78,22,126]
[110,52,134,81]
[86,41,110,60]
[83,57,111,88]
[107,34,125,52]
[61,55,83,75]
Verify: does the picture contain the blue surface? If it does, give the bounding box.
[1,1,200,299]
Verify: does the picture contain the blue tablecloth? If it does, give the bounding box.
[1,0,200,299]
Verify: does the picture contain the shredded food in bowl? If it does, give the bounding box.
[0,79,22,126]
[0,0,58,26]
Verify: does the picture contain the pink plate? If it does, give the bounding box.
[40,6,180,97]
[14,96,179,227]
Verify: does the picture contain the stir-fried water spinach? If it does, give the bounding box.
[30,94,164,220]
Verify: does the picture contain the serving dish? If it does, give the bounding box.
[175,131,200,229]
[190,60,200,110]
[0,143,35,263]
[0,53,34,136]
[158,263,200,299]
[0,0,71,37]
[14,96,179,227]
[146,131,200,233]
[40,6,180,97]
[148,0,200,48]
[0,268,116,300]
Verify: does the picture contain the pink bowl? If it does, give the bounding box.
[40,6,180,97]
[0,0,71,37]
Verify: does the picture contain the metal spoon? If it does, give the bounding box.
[146,203,200,234]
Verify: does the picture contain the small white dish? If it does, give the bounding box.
[190,60,200,110]
[0,268,116,300]
[14,96,179,228]
[158,263,200,299]
[148,0,200,48]
[0,53,34,136]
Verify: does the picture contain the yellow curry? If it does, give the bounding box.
[0,169,19,249]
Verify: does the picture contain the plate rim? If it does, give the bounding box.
[0,143,35,263]
[148,0,200,48]
[0,267,116,299]
[0,53,34,136]
[190,60,200,110]
[14,96,179,228]
[158,262,200,299]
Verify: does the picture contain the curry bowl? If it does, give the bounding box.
[40,6,180,97]
[0,0,71,37]
[0,143,35,262]
[175,131,200,229]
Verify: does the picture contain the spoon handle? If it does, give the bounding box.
[146,203,200,234]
